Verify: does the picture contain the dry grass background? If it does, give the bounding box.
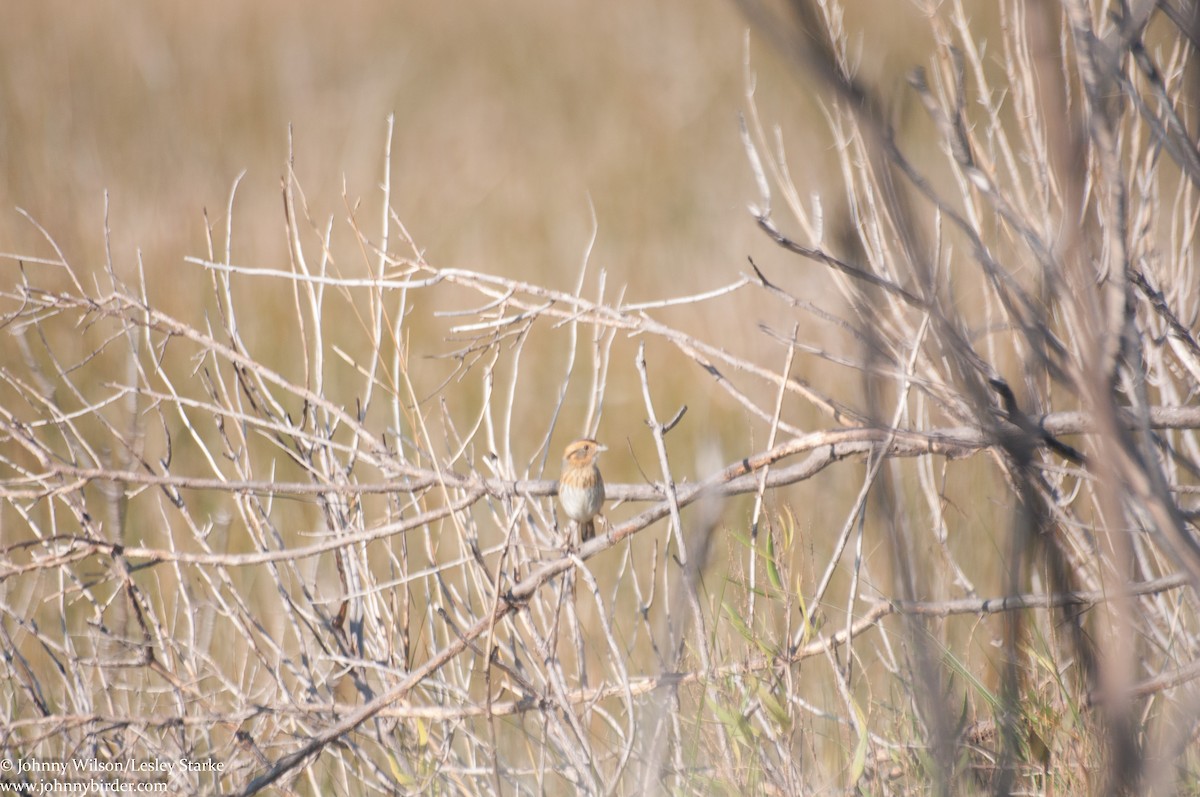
[1,0,829,455]
[4,0,1200,795]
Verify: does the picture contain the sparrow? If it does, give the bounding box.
[557,438,606,542]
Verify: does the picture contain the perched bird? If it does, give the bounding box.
[558,438,607,542]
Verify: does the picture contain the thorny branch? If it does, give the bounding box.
[4,2,1200,794]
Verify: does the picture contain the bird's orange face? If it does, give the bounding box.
[562,438,605,467]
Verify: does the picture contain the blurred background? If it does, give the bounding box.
[5,0,787,294]
[13,2,1196,792]
[0,0,939,507]
[0,4,939,321]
